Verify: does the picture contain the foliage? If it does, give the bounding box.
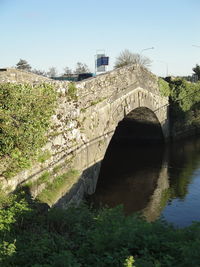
[63,66,72,76]
[36,169,79,205]
[74,62,90,74]
[170,78,200,111]
[114,49,152,69]
[192,64,200,80]
[47,67,57,78]
[16,59,31,71]
[90,97,106,106]
[52,164,62,174]
[158,78,170,96]
[124,256,135,267]
[1,191,200,266]
[37,171,51,186]
[165,78,200,133]
[0,83,57,178]
[37,150,51,163]
[67,82,77,100]
[31,69,47,76]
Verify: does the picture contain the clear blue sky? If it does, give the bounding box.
[1,0,200,76]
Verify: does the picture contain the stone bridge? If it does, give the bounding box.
[0,65,169,206]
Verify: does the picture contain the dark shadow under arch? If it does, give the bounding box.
[112,107,164,145]
[87,107,166,213]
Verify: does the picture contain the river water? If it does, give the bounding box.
[90,136,200,228]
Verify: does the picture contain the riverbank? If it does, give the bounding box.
[1,189,200,266]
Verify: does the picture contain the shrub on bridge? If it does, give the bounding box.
[0,83,57,177]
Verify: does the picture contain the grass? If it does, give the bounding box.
[37,169,79,205]
[24,171,51,190]
[37,171,51,185]
[90,97,106,106]
[52,164,63,174]
[37,150,51,163]
[67,83,78,101]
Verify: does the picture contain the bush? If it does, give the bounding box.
[158,78,170,97]
[1,192,200,266]
[0,83,57,177]
[165,78,200,132]
[170,79,200,111]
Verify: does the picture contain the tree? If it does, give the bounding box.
[32,69,47,76]
[16,59,31,71]
[74,62,90,74]
[114,49,152,69]
[47,67,57,77]
[63,66,72,76]
[192,64,200,80]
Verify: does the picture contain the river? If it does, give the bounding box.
[89,136,200,228]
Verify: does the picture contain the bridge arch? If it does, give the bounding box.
[111,106,164,145]
[79,86,169,198]
[88,91,168,207]
[107,87,169,145]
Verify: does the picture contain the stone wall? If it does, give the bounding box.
[0,68,50,83]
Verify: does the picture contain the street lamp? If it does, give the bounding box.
[140,47,154,54]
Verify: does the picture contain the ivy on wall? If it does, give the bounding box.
[0,83,57,178]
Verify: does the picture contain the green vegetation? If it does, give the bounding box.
[67,82,77,101]
[90,97,106,106]
[37,150,51,163]
[16,58,31,71]
[80,108,86,112]
[158,77,170,96]
[1,191,200,266]
[52,164,63,174]
[169,78,200,111]
[37,171,51,185]
[158,77,200,133]
[37,169,79,205]
[168,78,200,132]
[193,64,200,80]
[0,83,57,178]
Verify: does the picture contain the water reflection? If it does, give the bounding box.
[161,138,200,227]
[89,137,200,227]
[89,141,167,215]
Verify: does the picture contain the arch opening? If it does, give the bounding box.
[88,107,166,213]
[112,107,164,145]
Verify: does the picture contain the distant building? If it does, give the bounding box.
[51,73,94,82]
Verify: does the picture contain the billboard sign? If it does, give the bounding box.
[97,56,109,67]
[96,53,109,73]
[96,54,105,72]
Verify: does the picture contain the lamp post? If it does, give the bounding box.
[192,45,200,48]
[140,47,154,54]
